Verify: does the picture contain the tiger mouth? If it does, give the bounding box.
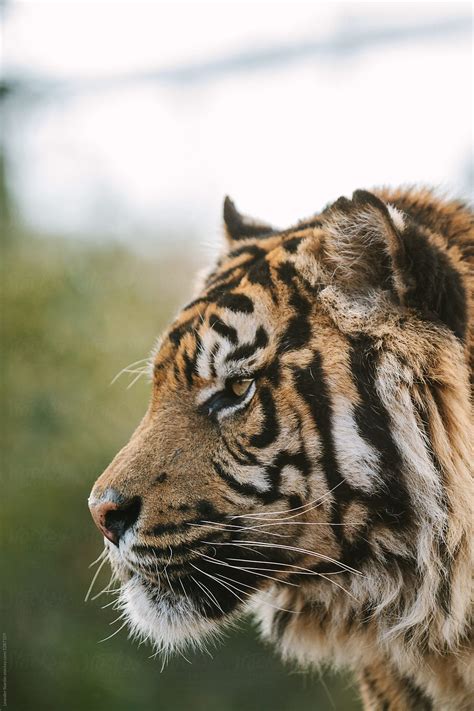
[101,524,350,656]
[104,529,289,634]
[101,538,267,655]
[108,550,265,620]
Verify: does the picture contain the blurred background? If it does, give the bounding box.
[1,2,472,710]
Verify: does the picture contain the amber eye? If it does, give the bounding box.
[230,378,254,398]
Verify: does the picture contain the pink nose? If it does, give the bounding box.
[88,493,141,546]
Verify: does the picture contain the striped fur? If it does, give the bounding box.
[89,188,473,709]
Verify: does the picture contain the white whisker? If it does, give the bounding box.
[190,575,225,616]
[126,371,147,389]
[162,546,176,596]
[178,577,190,604]
[98,619,129,643]
[211,571,299,615]
[233,540,364,576]
[84,554,109,602]
[110,358,150,385]
[189,563,249,607]
[88,548,108,568]
[91,586,121,601]
[197,552,298,588]
[225,558,358,600]
[230,482,344,521]
[202,539,364,577]
[101,598,120,610]
[187,520,291,539]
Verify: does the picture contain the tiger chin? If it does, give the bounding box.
[89,187,473,710]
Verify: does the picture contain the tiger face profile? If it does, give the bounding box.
[89,188,473,710]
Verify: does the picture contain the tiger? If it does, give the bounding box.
[88,187,473,710]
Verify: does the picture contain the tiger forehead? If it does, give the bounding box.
[197,307,272,382]
[178,300,273,382]
[152,226,326,380]
[210,226,323,282]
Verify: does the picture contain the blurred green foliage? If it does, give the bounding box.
[1,206,361,709]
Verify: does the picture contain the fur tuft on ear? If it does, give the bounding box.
[316,189,468,341]
[321,190,408,300]
[223,196,275,245]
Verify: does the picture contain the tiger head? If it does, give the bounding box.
[88,189,472,666]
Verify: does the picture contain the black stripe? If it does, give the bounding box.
[213,459,266,500]
[276,260,299,288]
[132,530,228,560]
[146,509,227,538]
[272,609,294,640]
[349,335,411,526]
[233,438,260,465]
[217,292,254,313]
[222,435,258,466]
[293,352,353,536]
[279,290,312,352]
[264,450,311,502]
[261,358,281,388]
[177,331,202,387]
[146,519,203,537]
[168,318,196,347]
[197,502,222,524]
[208,341,220,378]
[205,246,266,288]
[249,386,280,449]
[150,471,167,485]
[206,277,245,302]
[282,236,303,253]
[225,326,268,363]
[276,260,314,352]
[247,257,274,290]
[400,224,467,342]
[182,348,196,386]
[185,276,244,310]
[208,314,238,344]
[403,676,433,710]
[276,256,321,297]
[227,244,267,261]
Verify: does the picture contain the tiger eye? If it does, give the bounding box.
[230,378,253,397]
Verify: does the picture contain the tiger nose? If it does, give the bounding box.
[88,492,142,546]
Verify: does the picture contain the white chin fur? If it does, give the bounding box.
[118,576,223,657]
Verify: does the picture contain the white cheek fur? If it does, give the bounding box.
[117,576,225,661]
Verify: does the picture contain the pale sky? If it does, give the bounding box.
[2,2,472,248]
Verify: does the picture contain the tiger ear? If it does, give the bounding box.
[321,190,408,300]
[223,196,275,245]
